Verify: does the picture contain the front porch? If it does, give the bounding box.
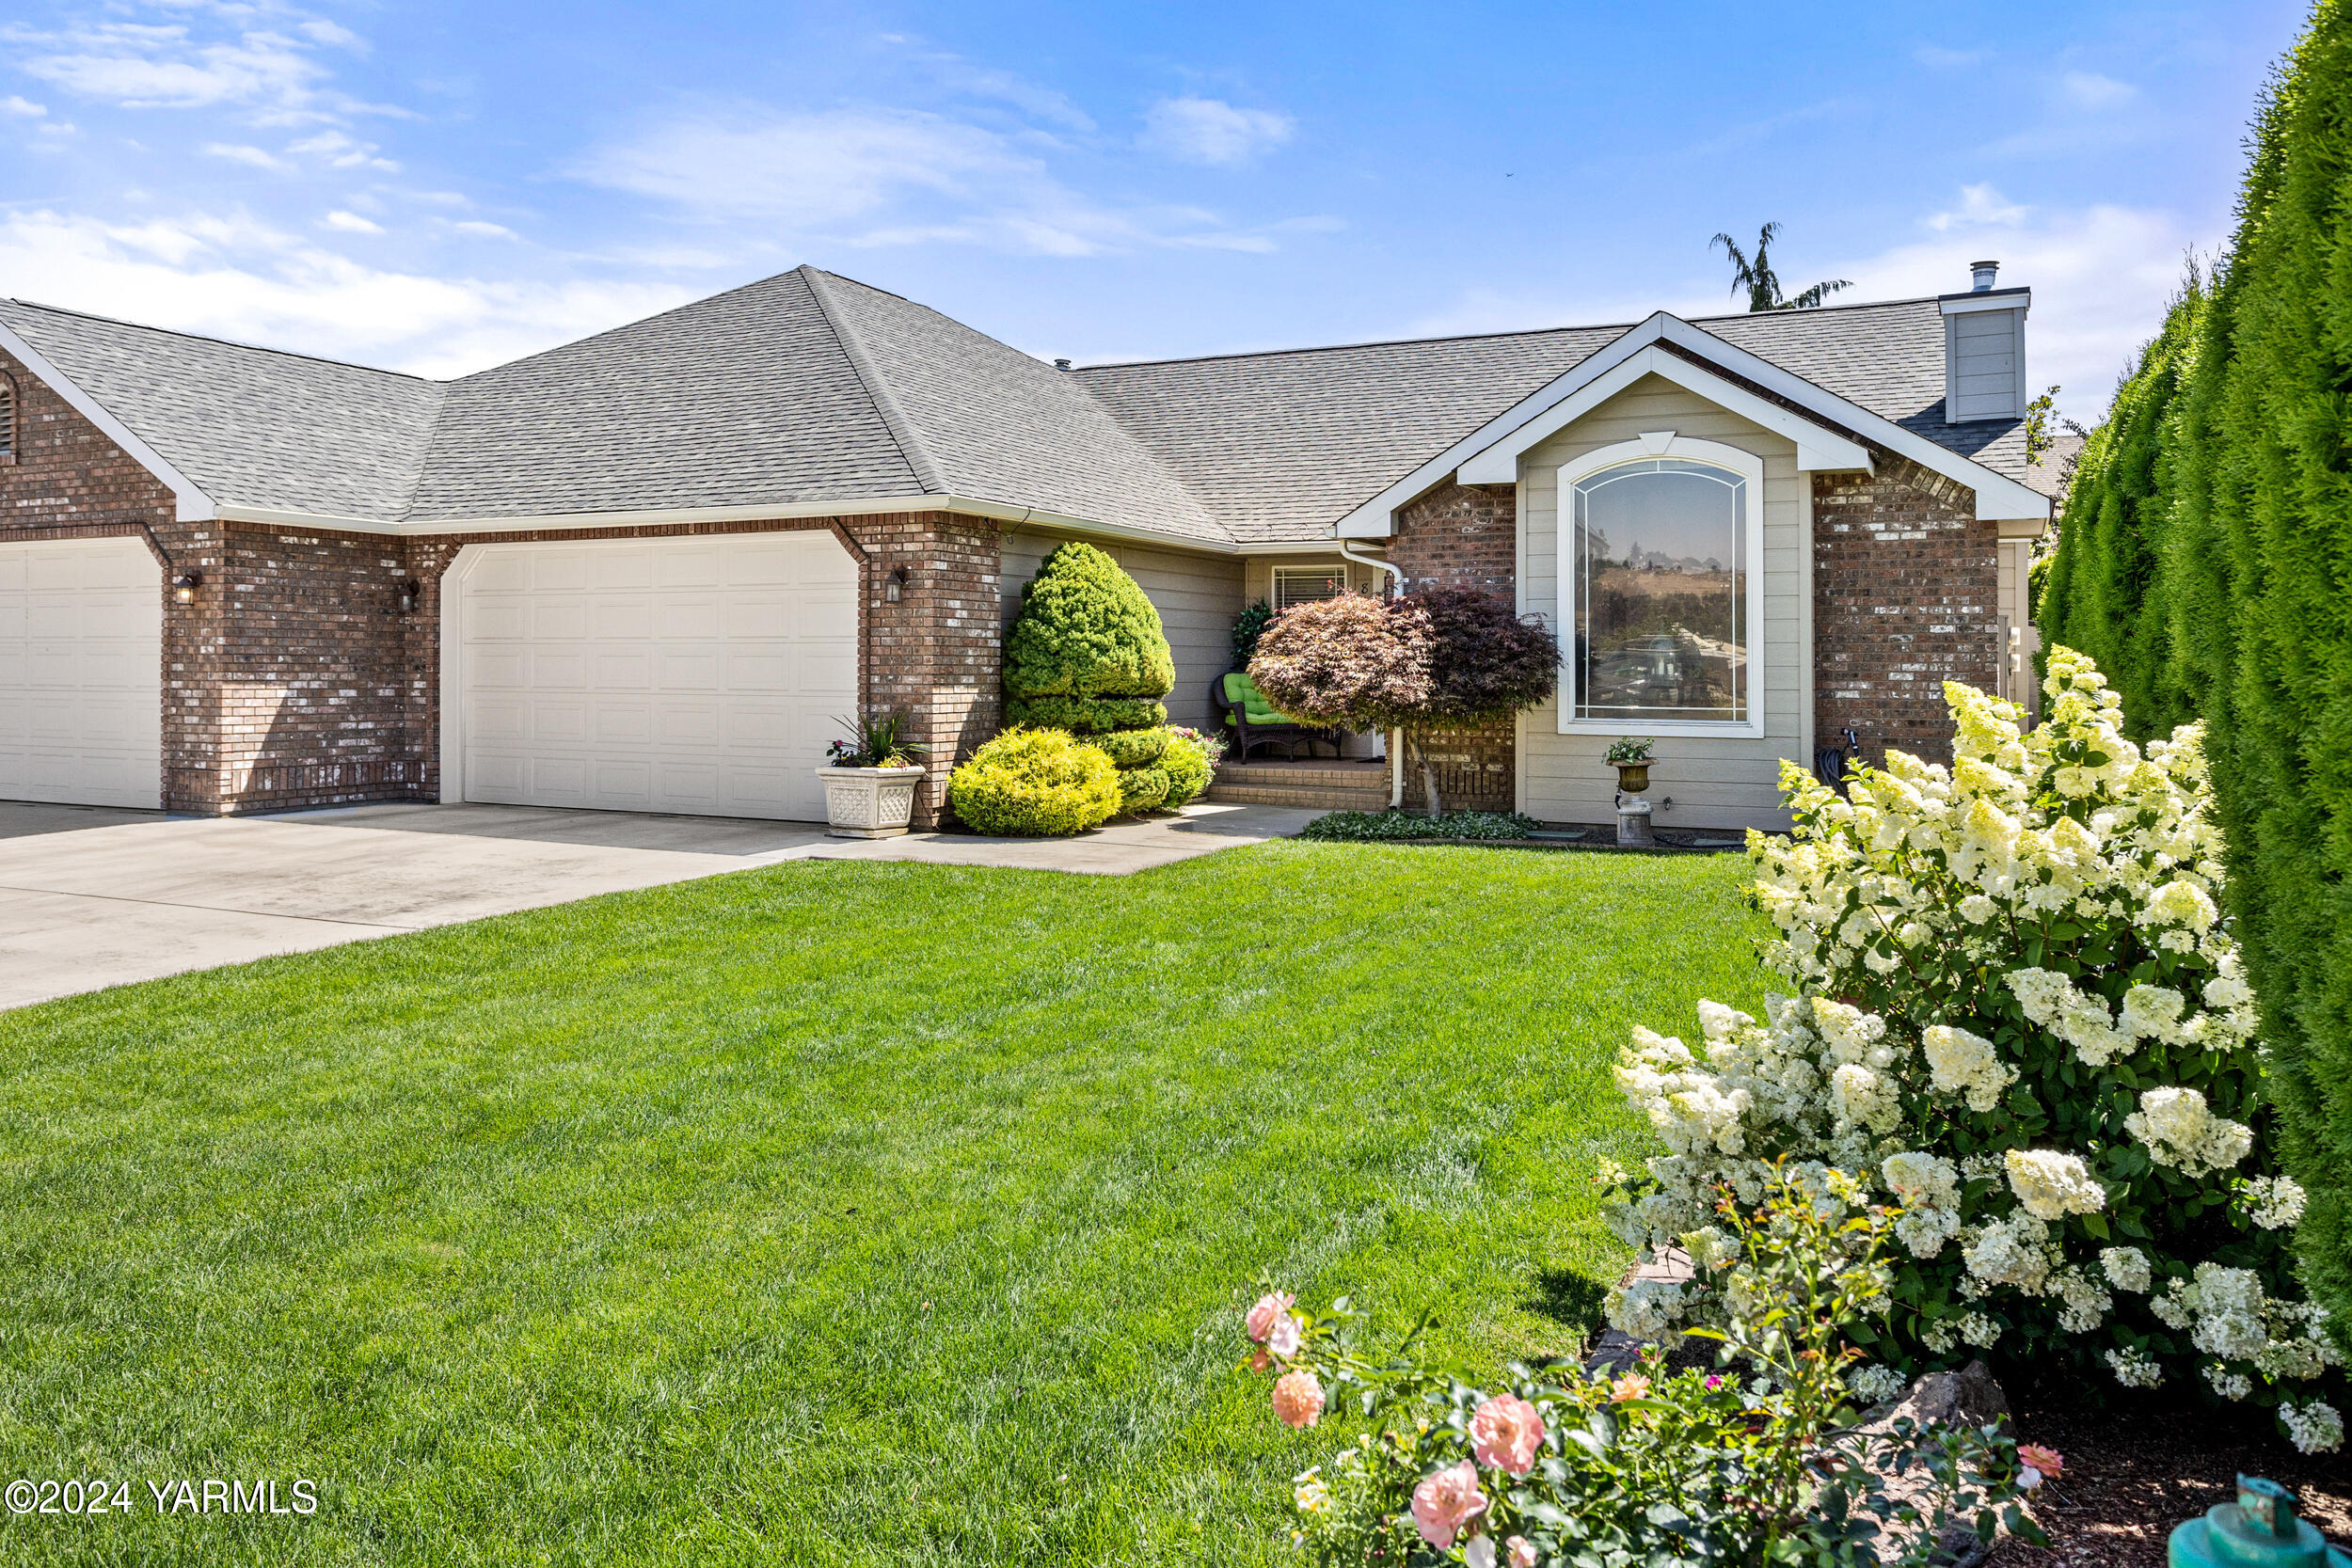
[1203,756,1392,811]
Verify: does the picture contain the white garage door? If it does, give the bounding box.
[0,537,163,810]
[453,533,858,821]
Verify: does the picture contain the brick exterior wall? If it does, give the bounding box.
[1389,482,1520,811]
[1812,455,2001,769]
[0,349,1005,824]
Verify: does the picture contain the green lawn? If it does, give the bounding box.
[0,840,1764,1566]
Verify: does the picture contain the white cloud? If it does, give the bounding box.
[0,207,691,378]
[1827,185,2206,422]
[20,24,331,116]
[287,130,397,170]
[451,220,518,239]
[2,95,46,118]
[321,210,383,233]
[202,141,291,171]
[574,105,1294,256]
[2060,71,2137,109]
[1139,97,1295,166]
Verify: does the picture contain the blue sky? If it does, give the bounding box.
[0,0,2307,422]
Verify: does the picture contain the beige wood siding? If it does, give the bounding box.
[999,530,1246,729]
[1518,373,1809,831]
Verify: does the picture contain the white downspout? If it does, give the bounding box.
[1337,539,1407,810]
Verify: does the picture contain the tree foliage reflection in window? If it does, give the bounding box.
[1571,458,1745,721]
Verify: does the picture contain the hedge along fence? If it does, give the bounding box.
[2032,0,2352,1352]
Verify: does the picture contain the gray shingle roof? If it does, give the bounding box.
[0,299,444,523]
[1073,296,2034,544]
[0,271,2037,547]
[406,269,920,521]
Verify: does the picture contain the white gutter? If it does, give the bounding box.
[1333,540,1408,810]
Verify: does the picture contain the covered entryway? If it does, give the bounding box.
[445,532,858,822]
[0,537,163,810]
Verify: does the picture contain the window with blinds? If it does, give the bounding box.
[1271,564,1346,610]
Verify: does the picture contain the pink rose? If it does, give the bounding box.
[1246,1291,1295,1343]
[1271,1370,1325,1429]
[1465,1535,1496,1568]
[1507,1536,1537,1568]
[1266,1313,1302,1358]
[1469,1392,1545,1476]
[1409,1460,1487,1548]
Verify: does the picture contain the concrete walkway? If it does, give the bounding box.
[0,800,1319,1010]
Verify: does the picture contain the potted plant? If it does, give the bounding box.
[1605,736,1654,795]
[817,713,930,838]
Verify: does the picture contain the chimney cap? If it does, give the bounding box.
[1969,260,2000,291]
[1054,356,1073,371]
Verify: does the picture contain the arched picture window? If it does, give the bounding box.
[1570,456,1747,722]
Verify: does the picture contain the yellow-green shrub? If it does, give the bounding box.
[1115,766,1171,815]
[1160,729,1214,808]
[1089,726,1169,770]
[946,728,1120,836]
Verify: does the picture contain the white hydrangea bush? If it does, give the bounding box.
[1604,649,2341,1451]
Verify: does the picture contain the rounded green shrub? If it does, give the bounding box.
[1160,729,1214,808]
[1115,766,1171,814]
[1089,726,1170,770]
[1003,542,1177,700]
[1004,695,1168,735]
[946,728,1120,837]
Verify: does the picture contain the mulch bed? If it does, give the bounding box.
[1988,1396,2350,1567]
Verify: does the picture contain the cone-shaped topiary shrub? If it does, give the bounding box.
[1002,542,1179,816]
[946,728,1120,836]
[1002,695,1168,734]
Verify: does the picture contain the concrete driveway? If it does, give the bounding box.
[0,799,1319,1011]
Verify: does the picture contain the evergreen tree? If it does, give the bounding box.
[2034,272,2205,739]
[2193,8,2352,1342]
[1001,542,1178,815]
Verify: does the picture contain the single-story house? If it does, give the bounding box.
[0,261,2058,830]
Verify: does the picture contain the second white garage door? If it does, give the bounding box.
[452,533,858,821]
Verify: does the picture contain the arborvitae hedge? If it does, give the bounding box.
[2035,278,2203,741]
[2043,0,2352,1346]
[1000,542,1178,816]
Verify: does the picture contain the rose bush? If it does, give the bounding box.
[1246,1165,2044,1568]
[1604,649,2341,1449]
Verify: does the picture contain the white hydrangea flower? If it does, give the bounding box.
[2003,968,2075,1027]
[2051,1267,2113,1333]
[1606,1277,1687,1342]
[2006,1148,2106,1220]
[2282,1402,2344,1455]
[1958,1310,2002,1348]
[2099,1246,2152,1292]
[1847,1363,1908,1404]
[2126,1086,2253,1176]
[2145,879,2219,933]
[1922,1024,2015,1113]
[1958,894,1999,924]
[1921,1320,1960,1354]
[2242,1175,2307,1230]
[2205,1364,2253,1401]
[2119,984,2187,1042]
[1830,1062,1901,1134]
[1963,1214,2053,1293]
[2106,1345,2163,1388]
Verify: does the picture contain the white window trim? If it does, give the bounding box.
[1554,433,1767,740]
[1271,562,1350,610]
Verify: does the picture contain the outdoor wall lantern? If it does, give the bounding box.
[884,566,909,604]
[171,572,200,605]
[397,579,421,614]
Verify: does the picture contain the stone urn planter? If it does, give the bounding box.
[817,766,925,839]
[1613,760,1651,795]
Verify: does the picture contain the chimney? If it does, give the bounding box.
[1054,357,1073,371]
[1940,261,2029,423]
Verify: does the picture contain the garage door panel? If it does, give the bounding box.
[458,536,854,822]
[0,539,160,809]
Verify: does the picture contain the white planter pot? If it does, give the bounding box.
[818,766,926,838]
